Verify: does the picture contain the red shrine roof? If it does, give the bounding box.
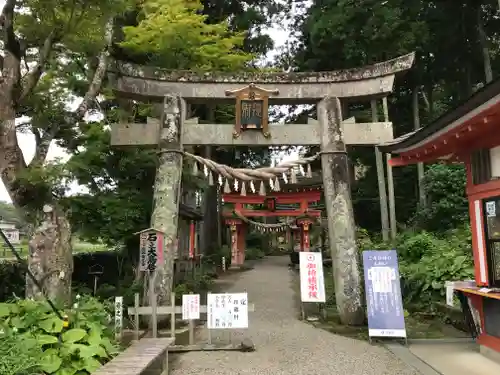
[379,78,500,166]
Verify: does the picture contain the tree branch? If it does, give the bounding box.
[19,30,59,101]
[32,127,55,165]
[420,88,431,113]
[1,0,21,89]
[30,18,115,168]
[74,18,114,120]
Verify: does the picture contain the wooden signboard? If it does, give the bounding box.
[225,83,279,139]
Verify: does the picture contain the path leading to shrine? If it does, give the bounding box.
[170,256,421,375]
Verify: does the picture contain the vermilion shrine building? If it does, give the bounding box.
[222,174,324,268]
[380,79,500,359]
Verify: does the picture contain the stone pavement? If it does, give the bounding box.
[170,256,420,375]
[408,341,500,375]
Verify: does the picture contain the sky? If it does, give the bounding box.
[0,1,298,203]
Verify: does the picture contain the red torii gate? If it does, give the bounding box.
[222,189,322,268]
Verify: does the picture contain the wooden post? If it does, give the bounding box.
[318,96,364,326]
[371,100,389,241]
[383,97,397,240]
[114,296,123,342]
[134,293,140,342]
[150,273,158,338]
[171,292,176,339]
[188,292,195,345]
[207,292,212,345]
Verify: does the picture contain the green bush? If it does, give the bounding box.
[0,330,43,375]
[396,226,474,311]
[0,250,135,302]
[357,226,473,312]
[0,295,119,375]
[245,247,265,260]
[411,164,468,232]
[0,261,26,301]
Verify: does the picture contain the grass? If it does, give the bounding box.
[294,268,468,340]
[0,239,108,259]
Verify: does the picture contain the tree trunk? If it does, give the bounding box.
[318,96,364,326]
[148,94,184,306]
[477,5,493,84]
[412,88,426,207]
[371,100,389,241]
[27,204,73,303]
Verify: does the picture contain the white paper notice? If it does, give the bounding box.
[207,293,248,329]
[486,201,496,217]
[299,252,326,303]
[368,266,396,293]
[446,284,454,307]
[182,294,200,320]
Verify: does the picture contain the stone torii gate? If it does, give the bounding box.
[108,53,414,325]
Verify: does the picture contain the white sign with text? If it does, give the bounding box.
[182,294,200,320]
[299,252,326,303]
[114,296,123,338]
[207,293,248,329]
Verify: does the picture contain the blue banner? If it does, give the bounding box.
[362,250,407,338]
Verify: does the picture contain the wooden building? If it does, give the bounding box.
[379,79,500,360]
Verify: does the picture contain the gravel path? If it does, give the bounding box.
[171,256,420,375]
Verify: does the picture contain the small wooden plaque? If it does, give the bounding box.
[225,84,279,138]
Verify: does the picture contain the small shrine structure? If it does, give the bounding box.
[222,173,323,268]
[380,78,500,361]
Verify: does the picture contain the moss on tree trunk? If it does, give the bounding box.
[27,204,73,304]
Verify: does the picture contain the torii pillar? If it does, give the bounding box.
[318,96,364,326]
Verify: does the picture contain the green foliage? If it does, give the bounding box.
[291,0,500,231]
[174,271,215,303]
[0,330,43,375]
[369,226,474,312]
[245,247,265,261]
[0,295,119,375]
[121,0,252,70]
[0,261,27,301]
[0,250,136,303]
[411,164,468,232]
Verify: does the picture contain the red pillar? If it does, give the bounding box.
[189,221,196,258]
